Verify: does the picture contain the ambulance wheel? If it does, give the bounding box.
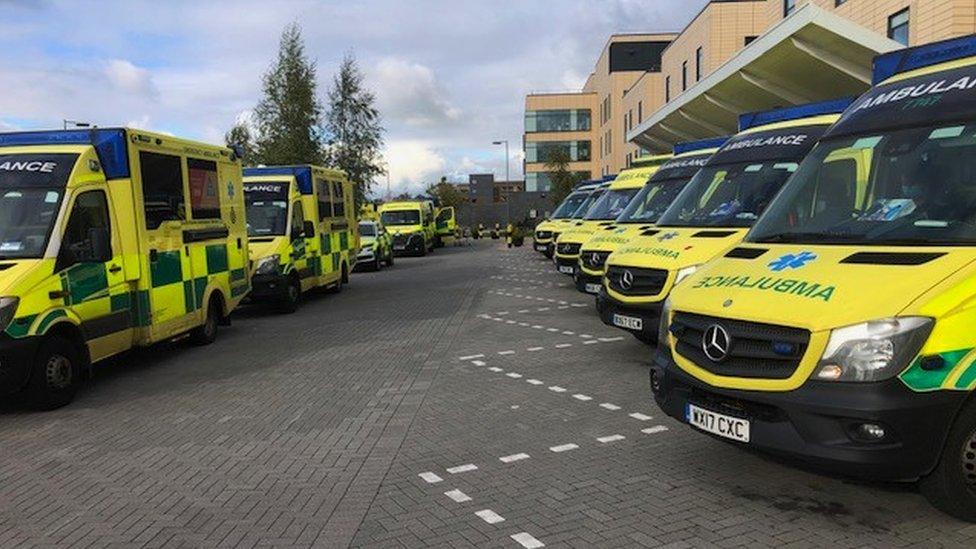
[373,256,382,271]
[328,272,344,294]
[920,399,976,522]
[190,295,221,345]
[28,336,81,410]
[278,278,301,314]
[385,251,394,267]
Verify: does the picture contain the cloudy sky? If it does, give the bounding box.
[0,0,707,196]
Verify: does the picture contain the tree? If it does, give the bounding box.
[253,23,325,166]
[325,53,385,209]
[224,122,257,166]
[545,148,582,206]
[425,176,465,209]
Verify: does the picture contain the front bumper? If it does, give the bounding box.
[249,272,290,301]
[0,333,43,396]
[651,346,967,481]
[596,287,662,340]
[533,238,552,253]
[393,234,426,255]
[574,268,604,294]
[555,255,578,275]
[357,247,376,262]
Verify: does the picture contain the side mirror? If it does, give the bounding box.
[303,220,315,238]
[88,227,113,262]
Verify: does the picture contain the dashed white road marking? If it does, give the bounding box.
[506,372,523,379]
[518,309,531,313]
[557,305,569,310]
[579,334,594,339]
[538,307,550,311]
[597,434,626,443]
[526,379,544,385]
[488,366,504,372]
[600,403,622,411]
[549,443,578,453]
[419,472,443,484]
[583,340,598,345]
[446,464,479,474]
[562,331,575,335]
[506,320,517,324]
[475,509,506,524]
[471,360,485,366]
[497,311,509,315]
[555,343,572,348]
[498,350,515,356]
[445,489,472,503]
[518,322,529,327]
[531,325,543,329]
[511,532,545,548]
[572,394,593,401]
[642,425,669,434]
[527,346,544,352]
[458,354,484,361]
[629,413,654,421]
[548,386,567,393]
[599,336,625,342]
[499,453,530,463]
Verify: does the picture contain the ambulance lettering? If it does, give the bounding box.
[692,275,835,302]
[0,161,57,173]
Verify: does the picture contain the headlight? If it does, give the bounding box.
[0,296,19,333]
[658,297,673,348]
[362,242,374,249]
[674,264,701,286]
[255,254,280,275]
[813,317,933,382]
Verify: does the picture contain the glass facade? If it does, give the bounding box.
[525,171,592,192]
[888,8,909,45]
[525,109,592,133]
[525,140,591,163]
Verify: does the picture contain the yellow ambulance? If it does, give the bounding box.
[598,98,853,343]
[243,166,357,312]
[574,139,727,294]
[655,36,976,521]
[554,157,669,276]
[379,200,435,256]
[0,128,249,408]
[533,180,603,259]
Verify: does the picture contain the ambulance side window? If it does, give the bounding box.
[316,178,330,221]
[187,158,221,220]
[57,190,111,271]
[291,201,305,240]
[331,181,345,217]
[140,152,185,229]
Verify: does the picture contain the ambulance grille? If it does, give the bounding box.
[605,265,668,296]
[535,230,552,239]
[580,251,611,270]
[671,312,809,379]
[557,242,581,255]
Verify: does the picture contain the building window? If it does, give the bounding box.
[695,47,703,81]
[524,141,591,163]
[638,101,643,123]
[607,129,611,155]
[681,61,688,91]
[784,0,795,17]
[888,8,909,45]
[525,171,590,192]
[835,0,847,6]
[525,109,591,132]
[665,76,671,102]
[744,36,758,46]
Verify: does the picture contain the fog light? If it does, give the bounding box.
[650,369,662,394]
[858,423,886,440]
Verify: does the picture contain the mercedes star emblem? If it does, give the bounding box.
[620,269,634,290]
[702,324,731,362]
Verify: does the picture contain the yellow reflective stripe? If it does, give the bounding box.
[943,348,976,389]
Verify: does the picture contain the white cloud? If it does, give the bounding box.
[370,58,461,128]
[378,140,446,197]
[104,59,157,98]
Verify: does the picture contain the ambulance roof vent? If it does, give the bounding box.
[873,35,976,85]
[0,128,129,179]
[738,98,854,132]
[243,165,314,194]
[673,136,730,155]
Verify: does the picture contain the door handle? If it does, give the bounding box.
[108,264,122,274]
[49,290,68,300]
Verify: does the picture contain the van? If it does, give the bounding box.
[533,181,603,259]
[554,156,670,276]
[379,200,435,256]
[654,35,976,521]
[0,128,249,408]
[574,138,727,294]
[598,98,854,343]
[243,165,357,312]
[356,219,394,270]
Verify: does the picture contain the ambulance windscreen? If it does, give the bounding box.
[551,191,589,219]
[381,210,421,226]
[244,182,289,237]
[0,153,76,259]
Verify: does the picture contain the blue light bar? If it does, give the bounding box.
[243,166,313,194]
[738,97,854,131]
[873,35,976,85]
[673,136,730,155]
[0,128,130,179]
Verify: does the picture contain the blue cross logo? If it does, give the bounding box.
[658,231,679,242]
[768,251,817,272]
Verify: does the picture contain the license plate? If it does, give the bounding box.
[394,245,406,250]
[584,283,601,294]
[535,244,547,251]
[558,265,574,274]
[686,403,750,442]
[612,313,642,330]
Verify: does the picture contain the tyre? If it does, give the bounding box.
[373,256,382,271]
[328,271,344,293]
[277,277,301,314]
[190,295,221,345]
[27,335,82,410]
[920,398,976,522]
[385,250,395,267]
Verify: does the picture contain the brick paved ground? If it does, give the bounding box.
[2,240,976,548]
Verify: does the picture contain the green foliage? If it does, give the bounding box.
[425,177,465,209]
[224,123,257,166]
[325,54,386,210]
[253,23,325,166]
[545,148,582,206]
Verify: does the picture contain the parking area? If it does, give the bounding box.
[2,241,976,548]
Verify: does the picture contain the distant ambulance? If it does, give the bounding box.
[0,128,249,408]
[379,200,436,255]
